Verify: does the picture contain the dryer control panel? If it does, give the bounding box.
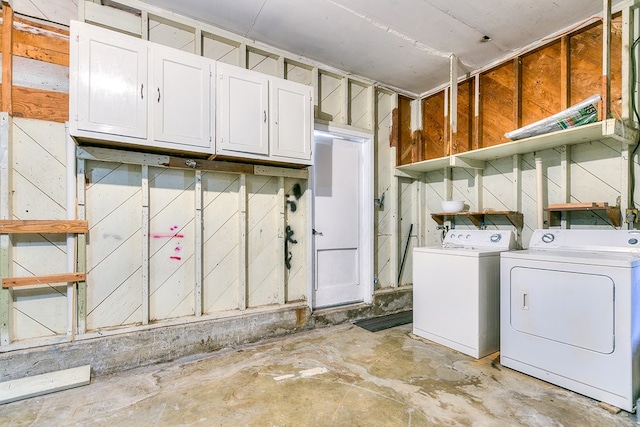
[529,229,640,252]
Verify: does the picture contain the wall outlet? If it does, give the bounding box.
[626,208,638,223]
[444,220,452,230]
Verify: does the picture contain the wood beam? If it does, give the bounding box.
[2,272,86,288]
[560,36,570,109]
[2,2,13,113]
[0,220,88,234]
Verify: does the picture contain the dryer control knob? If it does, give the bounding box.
[490,233,502,242]
[629,238,638,245]
[541,233,555,243]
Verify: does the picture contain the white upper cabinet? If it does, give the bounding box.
[70,21,313,165]
[216,62,269,156]
[216,62,313,165]
[72,21,148,139]
[270,78,312,162]
[70,20,214,155]
[152,46,213,151]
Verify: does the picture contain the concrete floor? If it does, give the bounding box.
[1,323,637,426]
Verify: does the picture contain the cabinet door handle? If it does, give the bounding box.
[157,88,161,103]
[263,111,266,123]
[140,83,144,99]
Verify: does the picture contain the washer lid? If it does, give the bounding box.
[414,246,509,257]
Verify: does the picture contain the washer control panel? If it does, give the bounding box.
[443,229,515,250]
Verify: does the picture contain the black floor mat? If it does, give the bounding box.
[353,310,413,332]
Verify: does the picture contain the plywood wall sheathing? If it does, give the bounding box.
[202,33,239,65]
[422,92,446,160]
[480,62,516,147]
[453,80,473,154]
[247,48,278,77]
[317,71,342,122]
[521,41,563,128]
[395,95,414,166]
[284,60,312,86]
[149,15,195,53]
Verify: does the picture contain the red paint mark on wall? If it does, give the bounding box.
[170,256,182,261]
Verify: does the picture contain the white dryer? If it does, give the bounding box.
[413,229,516,358]
[500,229,640,412]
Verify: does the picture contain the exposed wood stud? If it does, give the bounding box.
[194,170,203,316]
[560,145,571,229]
[448,55,458,156]
[475,169,483,212]
[194,27,202,56]
[277,56,285,79]
[560,36,570,109]
[76,158,87,334]
[277,176,285,304]
[0,113,11,346]
[443,87,449,158]
[512,154,523,246]
[621,146,632,215]
[2,273,86,288]
[367,85,375,131]
[311,67,319,119]
[390,93,399,287]
[238,174,247,310]
[141,10,149,40]
[239,43,247,68]
[0,220,88,234]
[2,2,14,114]
[341,77,350,125]
[141,165,150,325]
[621,5,632,122]
[513,58,522,129]
[474,74,482,150]
[602,0,612,120]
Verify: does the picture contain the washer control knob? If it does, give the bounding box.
[466,234,471,240]
[490,233,502,243]
[541,233,555,243]
[629,238,638,245]
[458,234,463,239]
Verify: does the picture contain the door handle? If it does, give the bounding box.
[312,229,323,236]
[157,87,161,103]
[263,110,267,123]
[140,83,144,99]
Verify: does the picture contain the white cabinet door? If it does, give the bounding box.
[152,47,213,151]
[216,63,269,155]
[270,78,312,162]
[74,22,148,139]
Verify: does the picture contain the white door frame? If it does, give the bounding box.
[308,123,374,308]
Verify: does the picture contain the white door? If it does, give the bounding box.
[216,62,269,155]
[75,21,148,138]
[152,46,213,151]
[313,134,367,308]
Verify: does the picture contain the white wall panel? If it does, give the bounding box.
[248,50,277,76]
[247,175,279,307]
[10,119,67,341]
[148,167,196,320]
[350,81,369,129]
[203,35,239,65]
[374,91,393,287]
[284,178,307,302]
[285,63,312,86]
[85,161,142,330]
[398,177,415,285]
[149,17,195,53]
[202,172,241,313]
[318,72,342,122]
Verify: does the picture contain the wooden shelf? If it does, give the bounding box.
[0,220,88,234]
[544,202,621,227]
[396,119,638,174]
[431,211,523,230]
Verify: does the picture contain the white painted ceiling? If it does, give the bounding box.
[141,0,621,95]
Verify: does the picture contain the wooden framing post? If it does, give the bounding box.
[76,158,87,334]
[475,169,483,212]
[194,170,203,316]
[512,154,523,247]
[603,0,612,120]
[141,165,150,324]
[277,176,285,304]
[390,93,399,287]
[560,146,572,229]
[238,174,247,309]
[560,36,571,109]
[448,55,458,156]
[341,77,350,125]
[2,2,13,114]
[0,113,11,346]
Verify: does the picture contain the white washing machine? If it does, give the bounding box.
[500,229,640,412]
[413,229,516,358]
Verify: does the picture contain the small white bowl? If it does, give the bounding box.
[441,200,464,213]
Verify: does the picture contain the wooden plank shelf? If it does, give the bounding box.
[397,119,638,173]
[0,220,88,234]
[431,211,523,230]
[2,272,86,288]
[544,202,621,227]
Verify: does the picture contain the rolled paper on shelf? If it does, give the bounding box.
[505,94,601,140]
